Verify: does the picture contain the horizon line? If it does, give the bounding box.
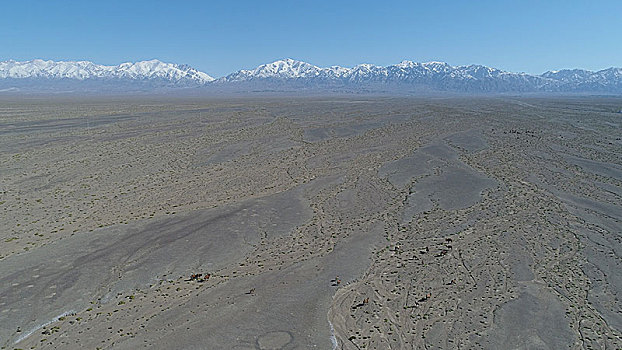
[1,57,621,78]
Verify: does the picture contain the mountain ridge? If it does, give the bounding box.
[0,59,214,84]
[2,58,622,94]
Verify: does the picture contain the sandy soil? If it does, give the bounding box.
[0,96,620,349]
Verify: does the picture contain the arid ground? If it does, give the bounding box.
[0,96,620,349]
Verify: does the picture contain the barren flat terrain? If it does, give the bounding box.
[1,96,621,349]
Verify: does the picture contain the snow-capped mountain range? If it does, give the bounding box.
[0,59,214,83]
[1,58,621,94]
[216,58,622,93]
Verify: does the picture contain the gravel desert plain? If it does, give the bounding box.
[0,96,621,349]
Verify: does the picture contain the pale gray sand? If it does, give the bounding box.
[444,129,488,152]
[0,97,621,349]
[0,186,310,345]
[381,137,496,222]
[483,283,575,350]
[114,218,384,349]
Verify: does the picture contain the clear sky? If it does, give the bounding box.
[1,0,620,77]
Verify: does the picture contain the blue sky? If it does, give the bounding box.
[1,0,620,77]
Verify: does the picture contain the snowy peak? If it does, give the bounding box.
[0,59,103,79]
[219,58,324,81]
[113,59,214,82]
[421,61,453,73]
[0,59,214,84]
[541,69,593,82]
[395,60,417,69]
[251,59,320,78]
[540,67,622,90]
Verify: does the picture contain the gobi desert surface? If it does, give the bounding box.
[0,97,621,349]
